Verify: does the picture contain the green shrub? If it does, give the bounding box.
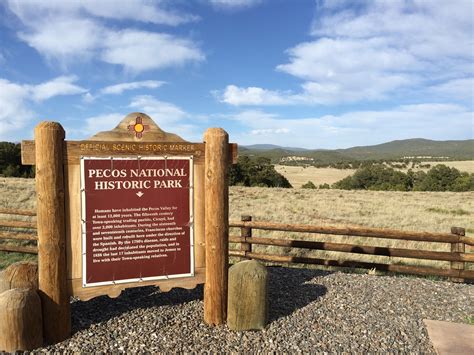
[332,164,473,192]
[301,181,316,189]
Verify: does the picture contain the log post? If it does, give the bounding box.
[0,261,38,294]
[0,288,43,351]
[450,227,465,283]
[203,128,229,325]
[35,122,71,343]
[240,215,252,258]
[227,260,268,331]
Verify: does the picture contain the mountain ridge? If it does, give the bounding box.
[240,138,474,162]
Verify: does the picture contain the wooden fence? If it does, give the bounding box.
[0,208,38,254]
[229,216,474,282]
[2,210,474,282]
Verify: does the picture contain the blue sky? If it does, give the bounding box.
[0,0,472,149]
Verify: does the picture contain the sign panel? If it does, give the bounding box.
[80,156,194,287]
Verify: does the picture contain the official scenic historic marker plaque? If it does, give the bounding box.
[80,156,194,287]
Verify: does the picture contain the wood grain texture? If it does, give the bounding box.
[0,208,36,216]
[0,231,37,241]
[64,164,81,280]
[69,267,205,301]
[34,121,71,344]
[228,250,474,280]
[0,261,38,293]
[230,220,474,245]
[0,220,37,229]
[239,215,252,255]
[450,227,465,283]
[90,112,186,142]
[0,244,38,254]
[227,260,267,331]
[0,288,43,352]
[204,128,229,326]
[194,162,206,269]
[228,235,474,262]
[22,140,238,165]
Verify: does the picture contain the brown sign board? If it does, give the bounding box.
[81,156,194,287]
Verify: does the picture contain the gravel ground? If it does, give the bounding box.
[38,268,473,353]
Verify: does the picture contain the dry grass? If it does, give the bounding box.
[275,165,355,187]
[1,177,473,273]
[416,161,474,173]
[229,186,474,270]
[275,160,474,188]
[0,177,37,268]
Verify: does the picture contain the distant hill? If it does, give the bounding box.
[240,139,474,164]
[243,144,309,152]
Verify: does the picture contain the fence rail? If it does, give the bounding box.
[1,209,473,282]
[229,216,474,282]
[0,208,38,254]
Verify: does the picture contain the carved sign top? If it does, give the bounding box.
[90,112,186,143]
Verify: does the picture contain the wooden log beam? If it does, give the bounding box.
[204,128,229,326]
[228,250,474,280]
[22,140,238,165]
[0,220,37,229]
[230,221,474,245]
[0,232,37,241]
[0,208,36,217]
[228,236,474,262]
[34,121,71,344]
[0,244,38,254]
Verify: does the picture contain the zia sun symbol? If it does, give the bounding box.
[127,116,149,139]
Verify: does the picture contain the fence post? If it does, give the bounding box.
[240,215,252,258]
[203,128,229,326]
[450,227,465,283]
[35,122,71,343]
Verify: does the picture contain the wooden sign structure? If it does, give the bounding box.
[21,112,236,344]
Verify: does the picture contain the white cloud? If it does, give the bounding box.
[428,78,474,103]
[129,95,187,127]
[0,76,88,139]
[217,0,473,106]
[6,1,204,72]
[208,0,263,10]
[229,104,473,148]
[0,79,33,139]
[82,113,125,136]
[82,92,96,104]
[251,128,290,135]
[75,95,197,140]
[100,80,165,95]
[102,30,204,73]
[7,0,198,27]
[18,18,104,64]
[30,75,87,102]
[218,85,290,105]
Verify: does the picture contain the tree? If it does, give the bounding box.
[414,165,473,192]
[332,165,411,191]
[0,142,35,178]
[229,156,292,188]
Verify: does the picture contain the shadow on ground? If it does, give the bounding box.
[71,285,203,333]
[267,267,329,323]
[70,266,329,333]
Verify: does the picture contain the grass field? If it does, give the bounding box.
[276,160,474,188]
[1,177,473,273]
